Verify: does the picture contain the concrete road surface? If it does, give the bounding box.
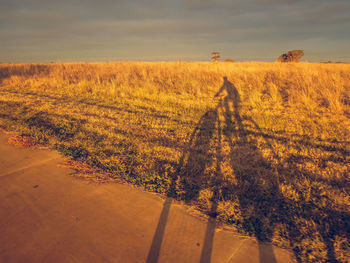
[0,132,295,263]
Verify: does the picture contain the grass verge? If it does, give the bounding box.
[0,62,349,262]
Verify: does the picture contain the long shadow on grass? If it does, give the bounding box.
[0,101,139,174]
[146,107,221,263]
[1,77,348,262]
[147,77,278,262]
[2,89,347,155]
[215,77,279,262]
[213,78,349,262]
[147,77,349,263]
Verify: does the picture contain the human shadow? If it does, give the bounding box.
[146,77,349,263]
[146,107,221,263]
[211,77,349,262]
[146,77,277,262]
[178,108,222,263]
[146,197,172,263]
[216,77,279,262]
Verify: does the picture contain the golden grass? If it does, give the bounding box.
[0,62,349,262]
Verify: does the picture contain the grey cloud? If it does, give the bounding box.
[0,0,349,62]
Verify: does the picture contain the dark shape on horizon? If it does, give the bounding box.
[225,58,235,63]
[277,50,304,62]
[211,52,220,62]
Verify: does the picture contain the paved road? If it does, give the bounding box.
[0,133,295,263]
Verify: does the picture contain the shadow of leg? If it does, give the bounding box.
[258,241,277,263]
[200,216,217,263]
[199,200,218,263]
[322,232,337,263]
[146,197,172,263]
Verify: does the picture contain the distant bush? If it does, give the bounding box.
[278,50,304,62]
[225,59,235,63]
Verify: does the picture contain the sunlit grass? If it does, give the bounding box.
[0,62,349,262]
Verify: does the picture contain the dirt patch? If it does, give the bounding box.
[7,135,45,148]
[58,159,126,184]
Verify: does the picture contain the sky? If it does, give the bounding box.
[0,0,349,62]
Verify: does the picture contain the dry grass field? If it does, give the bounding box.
[0,62,349,262]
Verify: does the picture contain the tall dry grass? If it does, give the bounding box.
[0,62,349,262]
[1,62,349,113]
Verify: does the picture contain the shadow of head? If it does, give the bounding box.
[215,76,240,104]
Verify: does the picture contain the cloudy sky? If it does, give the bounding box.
[1,0,349,62]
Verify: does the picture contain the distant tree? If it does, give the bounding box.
[278,50,304,62]
[225,58,235,63]
[211,52,220,62]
